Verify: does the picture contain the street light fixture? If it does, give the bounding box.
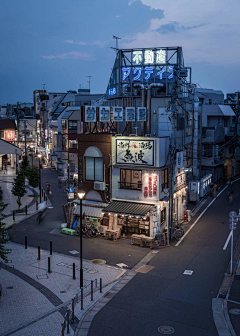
[77,190,86,288]
[38,154,42,203]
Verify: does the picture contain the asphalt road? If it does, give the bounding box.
[9,167,149,268]
[88,180,240,336]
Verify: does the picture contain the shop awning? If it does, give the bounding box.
[102,201,154,217]
[74,205,104,218]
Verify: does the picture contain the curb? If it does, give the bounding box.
[74,248,161,336]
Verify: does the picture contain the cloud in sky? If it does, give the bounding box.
[40,51,95,60]
[123,0,240,65]
[64,39,109,48]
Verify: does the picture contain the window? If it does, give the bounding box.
[68,120,77,133]
[61,120,67,133]
[85,157,103,181]
[120,169,142,190]
[0,131,4,139]
[161,168,169,191]
[203,144,213,157]
[69,140,78,149]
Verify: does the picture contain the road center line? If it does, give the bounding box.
[223,231,232,250]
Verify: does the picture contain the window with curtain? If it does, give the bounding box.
[85,157,103,181]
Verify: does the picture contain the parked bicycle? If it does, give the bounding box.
[171,223,184,240]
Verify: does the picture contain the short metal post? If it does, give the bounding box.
[42,189,44,198]
[91,280,93,301]
[71,299,74,322]
[100,278,102,293]
[231,219,234,274]
[37,246,41,260]
[36,201,38,211]
[25,235,27,249]
[48,257,51,273]
[25,205,27,215]
[73,263,76,279]
[46,196,48,205]
[67,309,70,334]
[13,211,15,222]
[81,288,83,310]
[50,240,52,255]
[61,322,65,336]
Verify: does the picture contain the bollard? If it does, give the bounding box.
[91,280,93,301]
[46,196,48,205]
[61,322,65,336]
[25,235,27,249]
[73,263,76,280]
[13,211,15,222]
[44,194,46,202]
[42,189,44,198]
[48,257,51,273]
[100,278,102,293]
[25,205,27,215]
[67,309,70,334]
[81,288,83,310]
[50,240,52,255]
[37,246,41,260]
[71,299,74,322]
[36,201,38,211]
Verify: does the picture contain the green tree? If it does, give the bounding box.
[27,165,40,189]
[21,155,29,171]
[11,170,27,209]
[0,195,13,262]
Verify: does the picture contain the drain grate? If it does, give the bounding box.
[90,259,106,265]
[158,326,175,334]
[6,286,14,289]
[229,308,240,315]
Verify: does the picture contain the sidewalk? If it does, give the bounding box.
[0,242,125,336]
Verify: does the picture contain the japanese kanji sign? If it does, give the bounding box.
[99,106,110,122]
[85,106,96,122]
[137,107,147,121]
[113,107,123,122]
[116,139,154,166]
[126,107,135,122]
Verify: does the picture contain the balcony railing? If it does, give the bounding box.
[119,181,142,190]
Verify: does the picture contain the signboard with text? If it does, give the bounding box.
[116,139,154,166]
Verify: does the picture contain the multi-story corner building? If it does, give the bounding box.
[196,89,236,181]
[74,47,196,238]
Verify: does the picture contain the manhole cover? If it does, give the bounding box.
[90,259,106,265]
[158,326,175,334]
[229,308,240,315]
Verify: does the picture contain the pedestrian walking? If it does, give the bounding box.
[4,162,7,174]
[46,182,51,199]
[213,183,218,198]
[209,182,214,197]
[228,186,234,203]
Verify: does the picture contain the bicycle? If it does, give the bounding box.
[171,223,184,240]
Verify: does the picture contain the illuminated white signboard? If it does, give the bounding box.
[137,107,147,121]
[85,106,96,122]
[132,51,143,65]
[113,107,123,121]
[100,107,110,122]
[116,139,154,166]
[126,107,135,122]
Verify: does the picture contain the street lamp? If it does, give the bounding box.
[229,210,240,274]
[78,190,85,288]
[37,154,42,203]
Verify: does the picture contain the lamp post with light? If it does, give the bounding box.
[37,153,42,203]
[78,190,85,288]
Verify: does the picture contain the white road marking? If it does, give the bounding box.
[223,231,232,250]
[183,270,193,275]
[175,177,240,247]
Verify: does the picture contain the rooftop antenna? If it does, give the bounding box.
[113,35,121,54]
[87,76,92,93]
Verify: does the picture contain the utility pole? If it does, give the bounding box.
[87,76,92,93]
[113,35,121,54]
[24,119,27,156]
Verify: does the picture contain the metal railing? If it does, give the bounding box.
[60,278,102,335]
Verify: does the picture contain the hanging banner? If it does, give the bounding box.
[116,139,154,166]
[99,106,110,122]
[113,107,123,122]
[176,151,184,169]
[126,107,135,122]
[85,106,96,122]
[137,107,147,121]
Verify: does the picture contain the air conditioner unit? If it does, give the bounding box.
[94,181,105,191]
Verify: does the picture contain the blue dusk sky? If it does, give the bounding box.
[0,0,239,104]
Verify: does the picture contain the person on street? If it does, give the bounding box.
[213,183,218,198]
[209,182,214,197]
[229,186,234,203]
[46,182,51,199]
[4,162,7,174]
